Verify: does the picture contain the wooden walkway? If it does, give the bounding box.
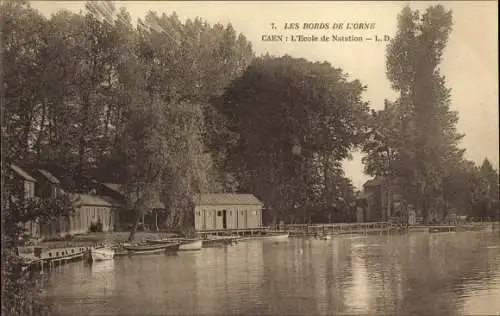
[18,246,91,271]
[280,222,397,236]
[196,228,272,239]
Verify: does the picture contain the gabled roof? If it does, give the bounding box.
[194,193,263,206]
[101,182,165,209]
[356,191,373,200]
[37,169,61,184]
[363,177,383,187]
[102,182,124,195]
[76,194,123,207]
[10,164,36,182]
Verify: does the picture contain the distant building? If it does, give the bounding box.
[355,191,372,222]
[356,176,404,222]
[99,182,165,231]
[7,164,37,202]
[35,169,65,199]
[34,168,67,239]
[5,164,126,239]
[193,194,264,230]
[7,164,39,237]
[69,194,122,234]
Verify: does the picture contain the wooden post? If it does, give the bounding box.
[155,210,158,232]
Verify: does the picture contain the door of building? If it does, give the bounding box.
[222,210,227,229]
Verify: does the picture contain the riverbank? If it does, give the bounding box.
[21,232,181,251]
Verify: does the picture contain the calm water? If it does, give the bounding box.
[40,231,500,316]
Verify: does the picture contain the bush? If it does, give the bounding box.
[1,251,51,316]
[89,221,103,233]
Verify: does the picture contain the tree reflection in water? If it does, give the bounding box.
[39,232,499,316]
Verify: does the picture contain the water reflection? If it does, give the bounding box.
[40,232,500,315]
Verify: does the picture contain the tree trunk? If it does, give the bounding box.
[127,209,143,242]
[127,195,148,242]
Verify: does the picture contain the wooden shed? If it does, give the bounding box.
[194,194,264,231]
[7,164,39,238]
[68,194,122,235]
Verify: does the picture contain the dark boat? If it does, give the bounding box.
[123,242,179,254]
[146,238,203,251]
[202,236,240,247]
[145,238,173,245]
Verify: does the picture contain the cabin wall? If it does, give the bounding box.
[194,205,263,231]
[66,205,117,235]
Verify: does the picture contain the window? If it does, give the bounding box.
[196,211,201,216]
[217,211,222,217]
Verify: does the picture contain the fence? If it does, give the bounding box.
[272,222,395,235]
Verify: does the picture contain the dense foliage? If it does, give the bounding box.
[1,1,254,238]
[210,56,369,223]
[1,167,76,315]
[362,5,499,221]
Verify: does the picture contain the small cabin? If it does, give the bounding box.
[35,169,65,199]
[194,194,264,231]
[7,164,39,237]
[69,194,122,235]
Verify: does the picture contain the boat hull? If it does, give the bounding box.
[91,248,115,261]
[124,243,179,254]
[262,233,289,240]
[179,240,203,251]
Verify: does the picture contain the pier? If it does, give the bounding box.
[278,222,397,236]
[18,245,91,271]
[196,222,401,239]
[196,228,274,239]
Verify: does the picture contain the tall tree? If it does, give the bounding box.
[211,56,369,223]
[1,0,48,163]
[476,159,499,218]
[366,5,463,222]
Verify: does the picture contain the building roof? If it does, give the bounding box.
[76,194,123,207]
[10,164,37,182]
[194,193,263,206]
[363,177,382,187]
[356,191,373,200]
[37,169,61,184]
[102,182,165,209]
[102,182,124,194]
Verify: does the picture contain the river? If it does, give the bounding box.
[39,231,500,315]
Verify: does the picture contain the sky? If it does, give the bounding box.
[30,1,499,189]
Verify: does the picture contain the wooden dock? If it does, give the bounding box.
[196,228,273,239]
[18,246,91,271]
[195,223,402,239]
[281,222,397,237]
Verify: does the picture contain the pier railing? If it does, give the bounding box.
[273,222,395,235]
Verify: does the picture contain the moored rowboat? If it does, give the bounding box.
[260,232,289,240]
[145,238,173,245]
[202,236,240,247]
[148,237,204,251]
[179,239,203,251]
[239,232,290,241]
[91,247,115,261]
[124,243,179,254]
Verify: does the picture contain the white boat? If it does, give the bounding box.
[179,239,203,251]
[318,235,332,240]
[91,247,115,261]
[262,232,289,240]
[124,243,179,254]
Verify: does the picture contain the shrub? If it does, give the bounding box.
[89,221,103,233]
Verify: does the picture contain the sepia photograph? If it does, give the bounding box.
[1,1,498,315]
